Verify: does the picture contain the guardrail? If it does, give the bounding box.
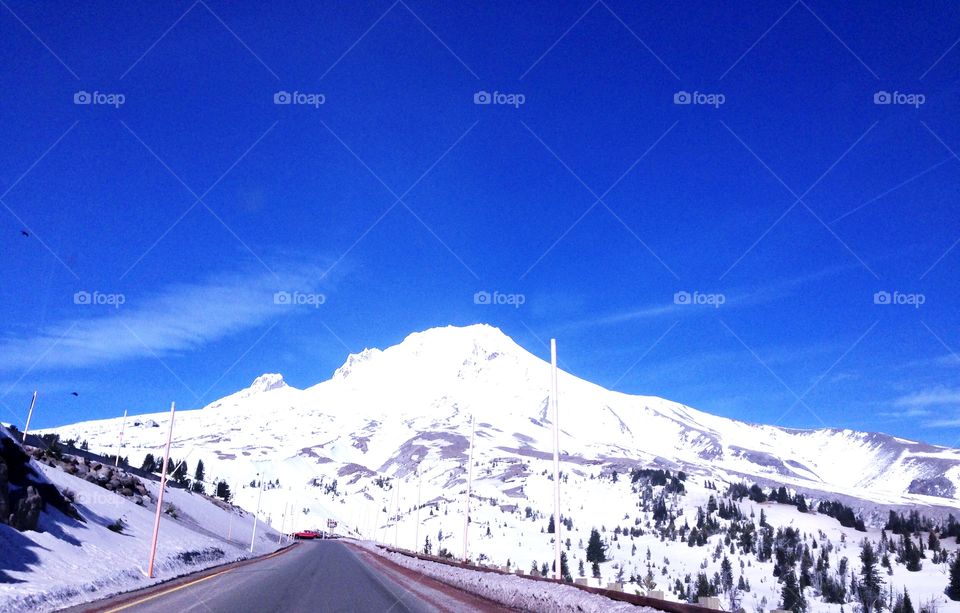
[375,544,721,613]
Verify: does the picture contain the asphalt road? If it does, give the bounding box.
[87,541,508,613]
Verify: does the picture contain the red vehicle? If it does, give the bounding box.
[293,530,318,540]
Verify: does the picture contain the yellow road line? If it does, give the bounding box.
[102,569,231,612]
[102,545,296,612]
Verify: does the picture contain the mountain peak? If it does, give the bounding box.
[248,373,287,393]
[330,324,532,385]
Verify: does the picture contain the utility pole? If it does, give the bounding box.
[393,478,401,548]
[147,402,176,578]
[550,339,562,580]
[250,471,265,553]
[114,409,128,467]
[463,413,476,562]
[21,391,37,445]
[414,470,422,553]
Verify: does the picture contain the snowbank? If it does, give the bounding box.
[354,541,653,612]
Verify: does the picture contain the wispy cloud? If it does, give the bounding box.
[888,386,960,429]
[0,262,329,372]
[571,263,858,328]
[893,386,960,409]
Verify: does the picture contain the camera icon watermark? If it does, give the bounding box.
[674,290,725,308]
[73,290,126,308]
[873,290,925,308]
[273,290,326,308]
[73,90,126,108]
[873,91,925,108]
[673,90,725,108]
[473,90,526,108]
[274,90,325,108]
[473,290,525,308]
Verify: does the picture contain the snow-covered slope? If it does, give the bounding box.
[39,323,960,611]
[0,427,281,612]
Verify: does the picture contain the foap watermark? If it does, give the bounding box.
[674,290,726,308]
[873,90,925,108]
[473,90,526,108]
[873,290,925,308]
[74,90,126,108]
[73,290,125,308]
[273,290,326,308]
[473,290,525,308]
[274,90,326,108]
[674,90,725,108]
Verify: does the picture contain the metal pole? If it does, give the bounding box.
[114,409,128,467]
[393,479,400,548]
[414,471,422,552]
[463,413,476,562]
[148,402,176,578]
[250,472,264,553]
[372,491,381,543]
[551,339,562,580]
[21,391,37,444]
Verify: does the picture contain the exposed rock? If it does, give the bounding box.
[908,475,956,499]
[10,486,42,530]
[0,457,8,521]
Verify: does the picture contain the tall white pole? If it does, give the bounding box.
[393,479,401,548]
[21,391,37,444]
[414,471,422,552]
[250,472,264,553]
[114,409,128,467]
[463,413,476,562]
[551,339,562,580]
[372,493,381,543]
[148,402,176,578]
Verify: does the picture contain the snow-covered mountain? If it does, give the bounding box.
[49,323,958,508]
[39,323,960,611]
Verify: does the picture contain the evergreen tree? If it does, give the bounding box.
[860,540,884,612]
[591,560,600,578]
[578,559,585,577]
[948,552,960,601]
[586,528,607,563]
[191,459,206,493]
[720,556,733,589]
[215,480,232,502]
[141,453,156,472]
[781,570,806,612]
[173,459,188,485]
[561,551,571,582]
[547,515,555,534]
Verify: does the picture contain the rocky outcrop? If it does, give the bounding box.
[0,425,80,531]
[30,449,151,506]
[0,456,9,521]
[10,486,42,530]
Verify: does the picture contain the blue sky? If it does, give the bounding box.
[1,1,958,444]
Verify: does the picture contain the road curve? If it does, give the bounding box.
[81,540,512,613]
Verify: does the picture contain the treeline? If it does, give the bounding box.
[630,467,686,494]
[727,481,866,531]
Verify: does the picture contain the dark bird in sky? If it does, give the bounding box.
[71,392,78,396]
[20,230,29,237]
